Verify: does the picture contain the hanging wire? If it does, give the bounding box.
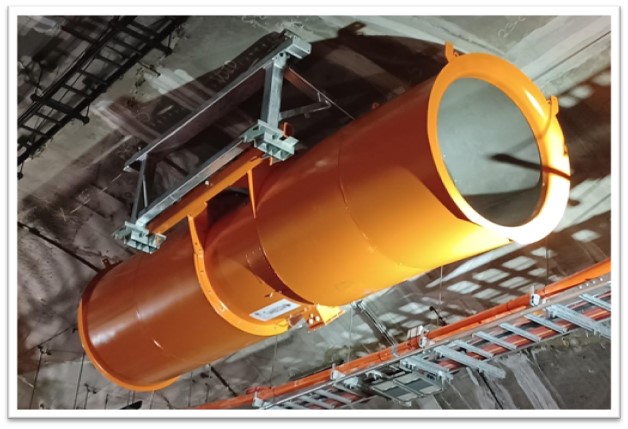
[26,326,73,355]
[545,236,550,285]
[438,265,444,327]
[268,335,279,386]
[346,305,354,362]
[72,352,86,409]
[149,391,155,409]
[83,384,90,409]
[187,373,193,407]
[28,347,44,409]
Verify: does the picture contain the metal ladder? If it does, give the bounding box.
[17,16,186,178]
[249,273,611,409]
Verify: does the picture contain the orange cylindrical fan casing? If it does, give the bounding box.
[78,48,570,391]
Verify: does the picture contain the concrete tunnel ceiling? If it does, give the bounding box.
[15,15,612,410]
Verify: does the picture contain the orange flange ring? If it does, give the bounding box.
[426,47,570,244]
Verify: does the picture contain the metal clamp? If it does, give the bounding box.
[400,356,453,382]
[391,344,400,358]
[242,120,299,161]
[330,365,345,381]
[252,392,275,409]
[530,293,541,307]
[419,326,429,348]
[112,222,166,254]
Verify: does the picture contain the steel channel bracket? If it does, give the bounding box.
[580,293,611,312]
[124,31,310,168]
[434,345,506,379]
[245,34,310,160]
[252,392,275,409]
[546,304,610,339]
[299,394,334,409]
[499,322,541,343]
[114,32,311,253]
[474,331,518,351]
[524,314,568,334]
[315,389,352,405]
[112,221,166,254]
[399,355,453,382]
[451,340,493,359]
[242,120,299,161]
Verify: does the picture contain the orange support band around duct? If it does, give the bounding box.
[78,44,570,391]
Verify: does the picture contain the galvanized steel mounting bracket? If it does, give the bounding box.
[247,32,310,161]
[113,221,166,254]
[113,31,348,253]
[242,119,299,161]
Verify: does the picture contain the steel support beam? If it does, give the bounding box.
[499,323,541,343]
[434,346,506,379]
[474,331,518,351]
[546,305,610,339]
[299,395,334,409]
[524,314,568,334]
[260,58,286,127]
[400,356,452,381]
[314,389,352,405]
[450,340,493,359]
[125,33,310,168]
[580,294,611,312]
